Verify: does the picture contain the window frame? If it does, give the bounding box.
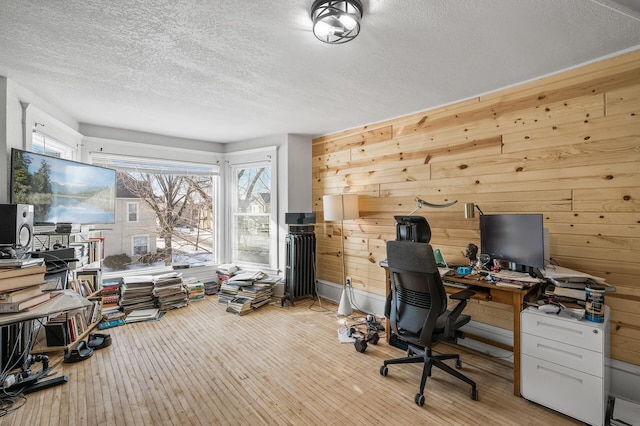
[131,234,150,256]
[126,202,139,223]
[225,147,278,271]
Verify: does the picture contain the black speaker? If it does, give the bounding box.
[0,204,34,251]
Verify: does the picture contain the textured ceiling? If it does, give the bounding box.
[1,0,640,143]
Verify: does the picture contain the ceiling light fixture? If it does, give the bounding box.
[311,0,363,44]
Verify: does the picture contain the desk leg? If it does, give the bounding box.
[512,292,524,397]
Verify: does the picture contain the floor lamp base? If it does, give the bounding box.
[337,287,352,316]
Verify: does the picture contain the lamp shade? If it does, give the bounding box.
[323,194,359,221]
[311,0,363,44]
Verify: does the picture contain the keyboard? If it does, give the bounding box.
[443,280,470,289]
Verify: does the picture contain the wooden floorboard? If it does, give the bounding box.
[0,296,582,425]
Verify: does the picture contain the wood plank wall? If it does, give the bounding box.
[311,49,640,366]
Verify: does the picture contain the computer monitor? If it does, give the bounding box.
[480,213,544,272]
[394,216,431,243]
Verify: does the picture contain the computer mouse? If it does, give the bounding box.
[538,304,560,314]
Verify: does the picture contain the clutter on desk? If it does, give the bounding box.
[538,265,614,323]
[485,269,544,289]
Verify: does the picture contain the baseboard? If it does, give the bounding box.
[316,278,640,401]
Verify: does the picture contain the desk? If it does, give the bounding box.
[380,261,539,396]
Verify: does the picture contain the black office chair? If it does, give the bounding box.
[380,240,479,406]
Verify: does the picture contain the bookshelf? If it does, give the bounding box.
[31,312,101,354]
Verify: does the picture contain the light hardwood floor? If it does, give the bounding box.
[0,296,581,425]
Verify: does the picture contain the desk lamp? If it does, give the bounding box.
[323,194,359,316]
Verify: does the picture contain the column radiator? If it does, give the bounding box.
[285,232,316,299]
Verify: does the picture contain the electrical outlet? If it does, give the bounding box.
[346,276,352,286]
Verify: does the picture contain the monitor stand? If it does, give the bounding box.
[508,263,542,278]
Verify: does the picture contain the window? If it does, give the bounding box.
[92,153,219,273]
[132,235,149,256]
[31,131,74,159]
[127,202,139,222]
[229,159,275,268]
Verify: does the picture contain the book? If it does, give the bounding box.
[0,292,51,313]
[0,284,44,303]
[0,257,45,268]
[0,265,47,293]
[125,308,160,323]
[553,286,586,301]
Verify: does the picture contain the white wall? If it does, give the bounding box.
[1,76,82,203]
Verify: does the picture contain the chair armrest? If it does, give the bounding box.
[444,290,476,338]
[449,289,475,301]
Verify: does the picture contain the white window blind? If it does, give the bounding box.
[90,152,219,176]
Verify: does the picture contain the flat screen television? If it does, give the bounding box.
[10,148,116,225]
[480,213,544,271]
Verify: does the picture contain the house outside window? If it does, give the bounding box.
[228,156,276,269]
[127,202,139,222]
[92,153,218,273]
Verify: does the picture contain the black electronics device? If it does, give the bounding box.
[31,247,76,262]
[480,213,544,272]
[0,203,34,251]
[10,148,116,225]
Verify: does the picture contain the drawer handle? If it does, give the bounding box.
[536,321,582,336]
[537,343,584,360]
[537,365,583,384]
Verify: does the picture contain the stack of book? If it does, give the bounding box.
[225,296,253,315]
[203,280,219,295]
[541,265,615,314]
[120,275,155,314]
[125,308,162,323]
[218,281,241,305]
[237,283,274,310]
[100,279,122,317]
[183,278,205,302]
[153,272,188,311]
[216,264,239,300]
[0,261,52,313]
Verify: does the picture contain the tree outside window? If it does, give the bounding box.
[92,154,218,272]
[232,164,271,266]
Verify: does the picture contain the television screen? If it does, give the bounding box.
[10,148,116,225]
[480,213,544,270]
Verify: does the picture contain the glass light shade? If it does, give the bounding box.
[323,194,359,221]
[311,0,363,44]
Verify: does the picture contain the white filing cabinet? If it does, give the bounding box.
[521,306,610,425]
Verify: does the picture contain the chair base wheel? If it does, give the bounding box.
[354,339,367,353]
[415,393,425,406]
[455,359,462,369]
[379,365,388,376]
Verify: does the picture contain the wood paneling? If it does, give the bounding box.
[312,49,640,366]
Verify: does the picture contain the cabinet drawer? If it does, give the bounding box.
[521,333,603,376]
[521,354,604,425]
[521,311,603,351]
